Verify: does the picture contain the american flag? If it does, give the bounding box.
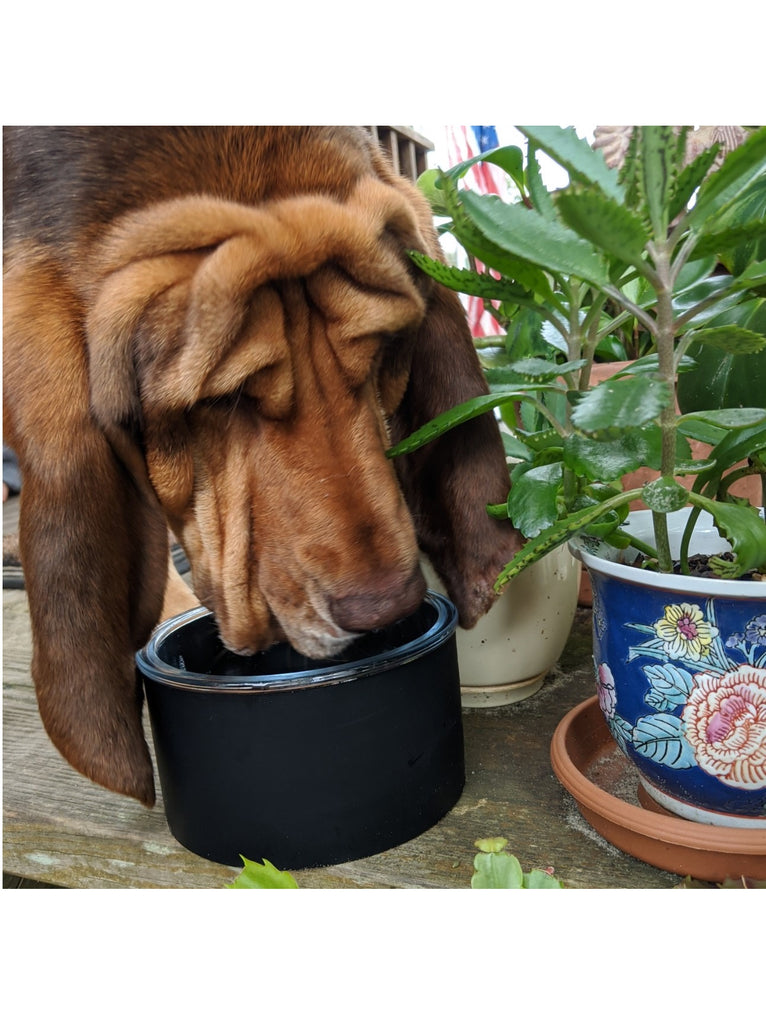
[444,125,511,338]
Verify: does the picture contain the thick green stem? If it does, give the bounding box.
[562,280,584,508]
[650,241,678,572]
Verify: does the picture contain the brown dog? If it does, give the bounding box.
[3,126,521,807]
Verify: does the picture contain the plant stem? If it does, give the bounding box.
[649,239,678,572]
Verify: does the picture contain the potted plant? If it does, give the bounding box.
[389,125,766,828]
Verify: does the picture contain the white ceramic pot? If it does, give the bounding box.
[423,547,579,708]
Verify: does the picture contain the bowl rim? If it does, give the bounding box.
[136,590,458,693]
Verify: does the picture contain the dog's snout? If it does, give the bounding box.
[327,567,427,633]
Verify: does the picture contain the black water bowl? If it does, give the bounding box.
[136,591,464,870]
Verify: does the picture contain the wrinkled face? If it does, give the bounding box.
[85,182,439,659]
[140,275,427,659]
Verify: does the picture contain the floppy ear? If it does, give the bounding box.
[389,281,523,628]
[3,254,168,806]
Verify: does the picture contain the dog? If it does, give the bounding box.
[3,126,522,807]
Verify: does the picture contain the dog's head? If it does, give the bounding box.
[4,170,520,805]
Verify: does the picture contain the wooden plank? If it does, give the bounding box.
[3,578,679,888]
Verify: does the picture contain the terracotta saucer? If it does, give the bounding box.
[550,696,766,882]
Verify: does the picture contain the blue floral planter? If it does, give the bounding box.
[572,509,766,829]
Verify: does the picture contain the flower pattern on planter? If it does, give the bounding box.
[598,602,766,791]
[683,667,766,789]
[653,602,719,662]
[597,662,617,719]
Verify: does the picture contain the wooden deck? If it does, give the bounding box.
[3,492,680,889]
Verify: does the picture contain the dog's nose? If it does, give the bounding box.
[327,567,427,633]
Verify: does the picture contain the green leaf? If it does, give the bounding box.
[564,426,664,480]
[457,189,609,289]
[441,177,554,296]
[518,125,623,202]
[408,250,527,304]
[688,325,766,355]
[687,125,766,230]
[470,840,564,888]
[507,462,563,537]
[641,476,690,514]
[523,869,565,889]
[639,125,679,237]
[526,146,557,221]
[678,299,766,411]
[480,145,525,192]
[690,218,766,263]
[686,495,766,575]
[386,390,521,457]
[668,142,721,223]
[226,856,299,889]
[707,423,766,475]
[443,145,524,188]
[507,357,586,382]
[570,375,672,435]
[555,186,649,265]
[680,408,766,430]
[417,168,450,216]
[715,177,766,276]
[471,850,524,888]
[734,259,766,289]
[495,497,641,587]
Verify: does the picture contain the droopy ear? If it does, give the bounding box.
[389,282,523,628]
[3,254,167,806]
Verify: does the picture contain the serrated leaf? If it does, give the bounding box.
[386,390,521,457]
[439,174,553,296]
[458,189,609,289]
[408,249,527,303]
[496,501,631,586]
[570,375,671,435]
[226,856,299,889]
[564,426,663,480]
[526,146,557,221]
[639,126,679,236]
[555,186,649,265]
[507,357,586,382]
[518,125,623,201]
[688,325,766,354]
[632,713,697,768]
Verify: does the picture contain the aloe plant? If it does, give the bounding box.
[390,126,766,583]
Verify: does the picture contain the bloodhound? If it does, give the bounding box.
[3,126,521,807]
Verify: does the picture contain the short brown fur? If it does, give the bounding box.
[3,127,521,805]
